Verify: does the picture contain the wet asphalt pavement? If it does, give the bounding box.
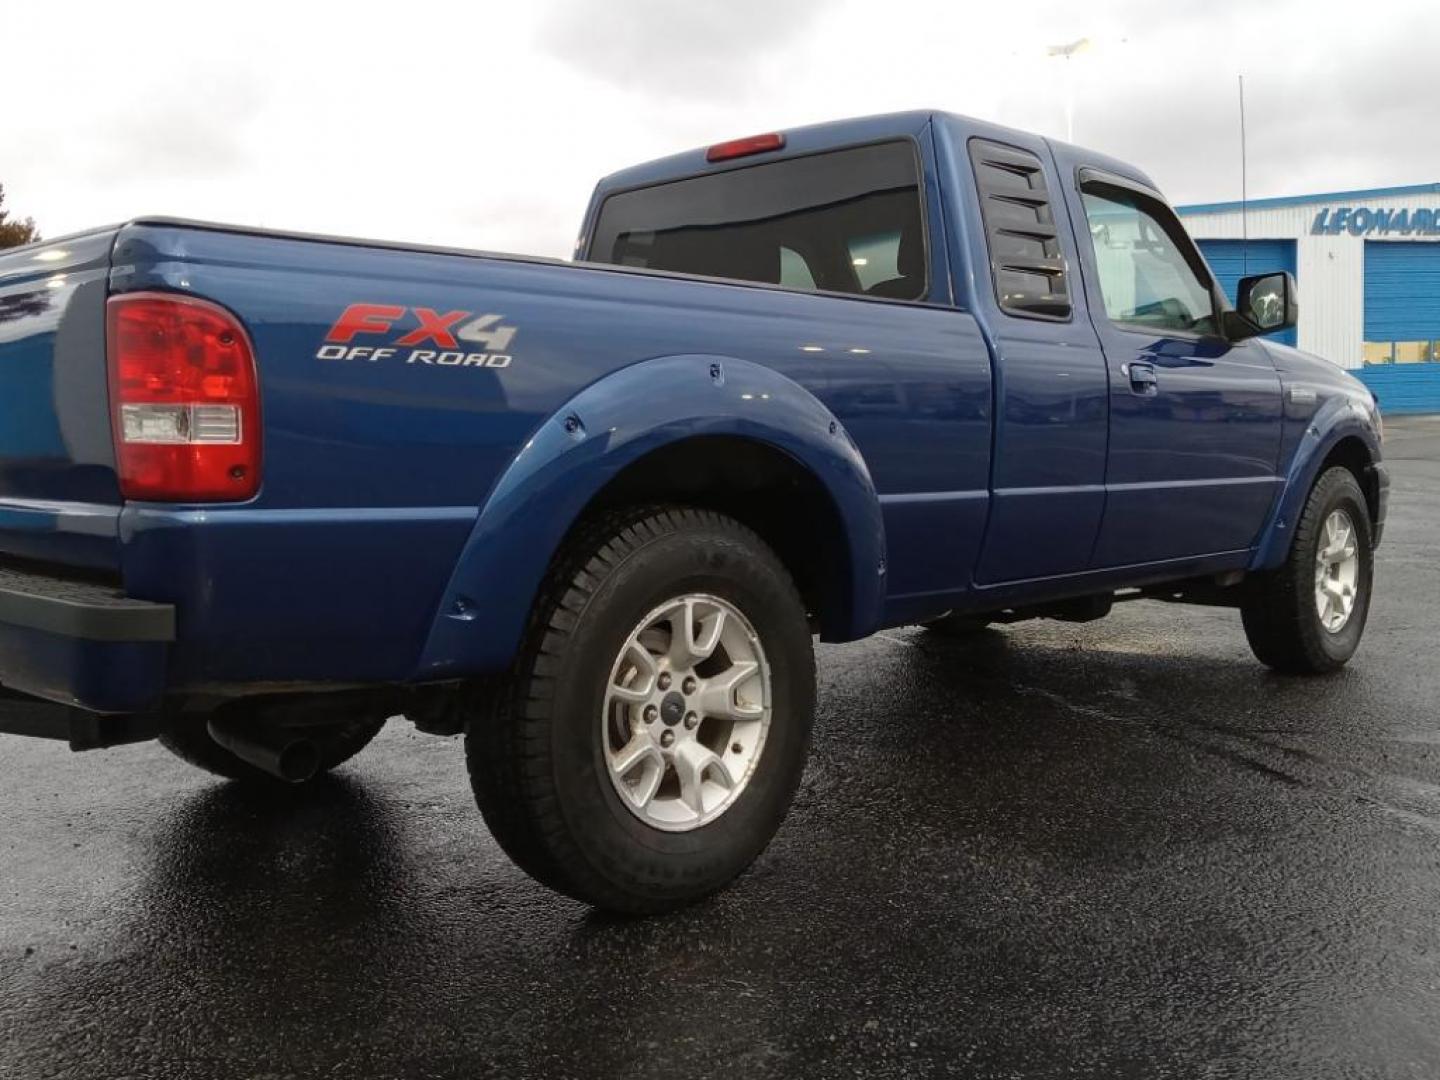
[3,419,1440,1080]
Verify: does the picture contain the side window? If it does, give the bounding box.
[588,141,927,301]
[1080,183,1219,336]
[968,138,1071,320]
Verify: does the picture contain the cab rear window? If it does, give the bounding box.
[586,141,927,302]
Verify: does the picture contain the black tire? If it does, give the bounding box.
[1241,466,1374,674]
[920,612,992,637]
[465,505,815,914]
[158,713,388,784]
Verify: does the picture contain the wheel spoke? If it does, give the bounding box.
[609,734,664,809]
[1313,509,1363,632]
[698,660,763,720]
[609,684,650,706]
[673,741,735,815]
[668,599,726,669]
[610,641,659,704]
[1322,523,1353,562]
[629,762,664,810]
[611,731,659,776]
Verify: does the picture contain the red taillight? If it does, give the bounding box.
[106,292,261,502]
[705,132,786,163]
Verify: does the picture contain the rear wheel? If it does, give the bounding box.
[465,505,814,914]
[1241,466,1374,674]
[159,711,388,784]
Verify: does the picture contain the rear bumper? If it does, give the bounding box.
[0,563,173,714]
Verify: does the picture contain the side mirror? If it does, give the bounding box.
[1225,271,1298,341]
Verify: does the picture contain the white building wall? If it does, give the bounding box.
[1297,233,1365,369]
[1180,193,1440,371]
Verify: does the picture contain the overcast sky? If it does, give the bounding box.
[4,0,1436,258]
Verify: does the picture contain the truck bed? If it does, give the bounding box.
[0,218,992,705]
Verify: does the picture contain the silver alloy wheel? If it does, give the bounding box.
[1314,508,1360,633]
[602,593,772,832]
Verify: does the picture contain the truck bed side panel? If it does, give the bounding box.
[111,224,992,683]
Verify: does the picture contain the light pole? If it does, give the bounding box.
[1047,38,1091,142]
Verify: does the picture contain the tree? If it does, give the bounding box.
[0,184,41,249]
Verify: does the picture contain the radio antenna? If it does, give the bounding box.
[1239,74,1249,275]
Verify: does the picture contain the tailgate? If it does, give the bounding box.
[0,228,123,571]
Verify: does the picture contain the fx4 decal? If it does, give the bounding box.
[316,303,517,368]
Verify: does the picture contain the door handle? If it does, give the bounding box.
[1125,361,1157,395]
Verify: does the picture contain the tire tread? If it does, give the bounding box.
[1241,466,1373,674]
[466,503,808,912]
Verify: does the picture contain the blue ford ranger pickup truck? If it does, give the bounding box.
[0,111,1386,912]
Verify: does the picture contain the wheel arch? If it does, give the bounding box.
[1318,435,1381,528]
[1251,398,1382,571]
[578,434,860,639]
[413,354,886,679]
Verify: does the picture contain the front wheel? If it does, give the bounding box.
[1241,466,1374,674]
[465,506,815,913]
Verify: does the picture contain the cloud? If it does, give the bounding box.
[4,0,1438,256]
[85,74,263,182]
[536,0,831,100]
[1022,0,1440,204]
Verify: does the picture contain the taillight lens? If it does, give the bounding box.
[106,292,261,501]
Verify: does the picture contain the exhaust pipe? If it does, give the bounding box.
[207,717,321,784]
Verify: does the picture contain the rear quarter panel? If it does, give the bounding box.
[112,223,991,686]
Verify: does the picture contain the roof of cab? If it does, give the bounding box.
[591,109,1159,200]
[595,110,938,195]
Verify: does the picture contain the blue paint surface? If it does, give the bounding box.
[0,111,1387,711]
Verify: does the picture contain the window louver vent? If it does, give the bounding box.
[968,138,1071,320]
